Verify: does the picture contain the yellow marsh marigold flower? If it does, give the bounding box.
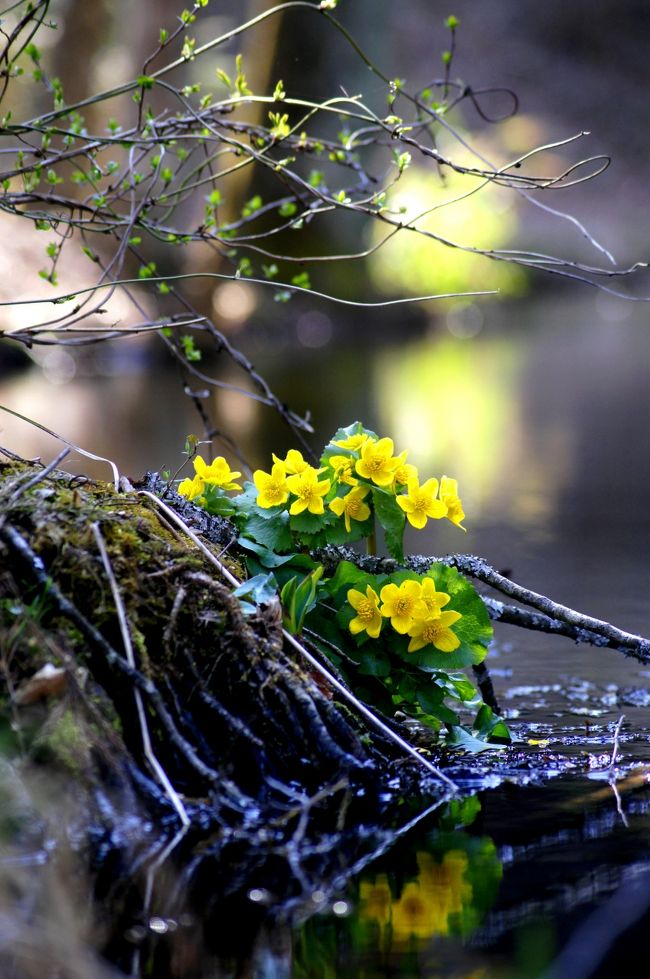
[253,461,290,508]
[396,476,446,530]
[439,475,466,530]
[272,448,310,474]
[347,585,382,638]
[379,580,427,634]
[177,474,205,501]
[328,454,359,486]
[329,485,371,532]
[355,437,401,487]
[419,578,451,617]
[392,450,418,487]
[286,466,331,515]
[332,432,373,452]
[194,455,242,491]
[407,609,463,653]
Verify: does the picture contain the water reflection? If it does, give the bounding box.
[292,797,502,977]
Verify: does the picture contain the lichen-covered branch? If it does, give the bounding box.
[316,546,650,663]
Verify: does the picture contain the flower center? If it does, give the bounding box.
[268,481,285,502]
[422,621,444,642]
[395,598,411,616]
[357,599,374,620]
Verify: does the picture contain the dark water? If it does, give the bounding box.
[1,291,650,976]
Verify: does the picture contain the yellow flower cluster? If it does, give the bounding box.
[253,450,331,515]
[330,431,465,532]
[359,850,472,943]
[347,578,463,653]
[178,454,242,501]
[252,431,465,539]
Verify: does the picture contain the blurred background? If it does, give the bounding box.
[1,0,649,653]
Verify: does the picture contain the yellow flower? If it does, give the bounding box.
[332,432,373,452]
[418,850,473,930]
[177,474,205,501]
[272,449,310,475]
[348,585,382,638]
[379,580,427,634]
[390,882,435,941]
[194,455,242,491]
[286,466,331,515]
[392,450,419,487]
[253,461,290,508]
[355,437,402,487]
[390,850,472,943]
[359,874,392,926]
[407,610,463,653]
[329,486,371,532]
[396,476,446,530]
[327,454,359,486]
[440,476,466,531]
[419,578,451,617]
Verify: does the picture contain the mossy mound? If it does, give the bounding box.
[0,459,432,834]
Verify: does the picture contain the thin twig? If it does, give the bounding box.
[0,446,70,517]
[91,521,190,827]
[0,405,120,491]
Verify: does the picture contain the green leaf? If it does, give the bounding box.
[233,573,278,606]
[280,566,323,633]
[437,671,479,704]
[200,492,236,518]
[424,702,461,726]
[473,704,511,743]
[289,509,336,535]
[240,510,292,553]
[321,513,373,547]
[446,726,504,753]
[357,645,391,677]
[324,560,381,602]
[415,681,445,714]
[371,488,405,562]
[236,538,297,568]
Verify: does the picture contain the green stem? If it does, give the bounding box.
[366,518,377,557]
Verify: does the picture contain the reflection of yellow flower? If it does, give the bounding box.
[396,476,447,530]
[286,467,331,515]
[355,437,401,487]
[359,874,391,927]
[253,462,290,508]
[391,882,433,940]
[348,585,382,639]
[440,476,466,531]
[330,486,371,532]
[407,610,463,653]
[391,850,472,942]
